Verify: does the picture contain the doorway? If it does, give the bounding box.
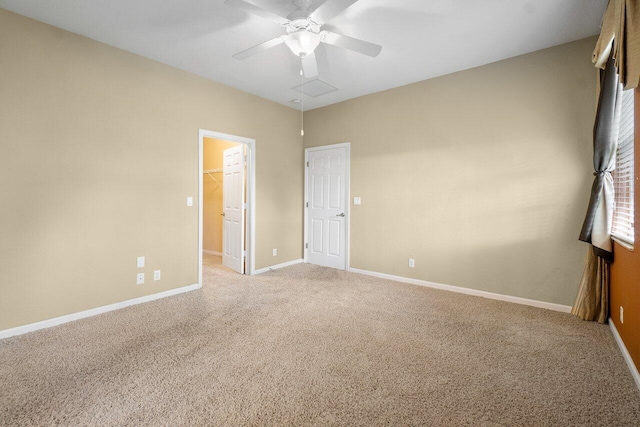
[304,143,350,270]
[198,130,256,286]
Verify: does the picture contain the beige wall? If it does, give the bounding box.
[0,9,303,331]
[0,6,598,332]
[202,138,238,254]
[304,38,597,306]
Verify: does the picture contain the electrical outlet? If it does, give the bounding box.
[154,270,161,281]
[136,256,145,268]
[409,258,415,268]
[620,306,624,324]
[273,248,277,256]
[136,273,145,285]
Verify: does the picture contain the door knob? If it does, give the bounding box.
[221,212,225,217]
[336,213,345,217]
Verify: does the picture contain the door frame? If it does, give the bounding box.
[199,129,256,285]
[303,142,351,270]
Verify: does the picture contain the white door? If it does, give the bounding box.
[306,145,348,270]
[222,145,245,274]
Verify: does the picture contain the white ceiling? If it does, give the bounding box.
[0,0,607,111]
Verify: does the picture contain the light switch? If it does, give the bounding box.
[354,197,361,205]
[187,197,193,207]
[137,256,145,268]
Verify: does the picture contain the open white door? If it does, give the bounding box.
[222,145,245,273]
[306,145,348,270]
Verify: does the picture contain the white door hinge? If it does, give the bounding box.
[305,243,308,249]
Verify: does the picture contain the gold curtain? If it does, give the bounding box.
[572,246,609,324]
[573,57,621,324]
[593,0,640,89]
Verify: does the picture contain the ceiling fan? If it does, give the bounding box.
[225,0,382,78]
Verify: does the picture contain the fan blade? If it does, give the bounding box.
[233,36,286,60]
[301,52,319,77]
[225,0,290,25]
[321,31,382,57]
[310,0,358,25]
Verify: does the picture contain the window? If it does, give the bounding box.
[612,89,635,247]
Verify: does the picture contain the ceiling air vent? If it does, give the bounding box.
[292,79,337,97]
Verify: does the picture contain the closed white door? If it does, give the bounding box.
[306,146,348,270]
[222,145,245,274]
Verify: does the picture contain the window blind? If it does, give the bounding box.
[612,89,635,245]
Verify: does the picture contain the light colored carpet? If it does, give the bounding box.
[1,255,639,426]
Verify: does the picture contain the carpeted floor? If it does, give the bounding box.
[1,254,639,426]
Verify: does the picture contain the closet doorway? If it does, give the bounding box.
[198,130,255,284]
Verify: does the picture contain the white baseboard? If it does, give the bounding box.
[255,259,304,275]
[348,268,572,313]
[609,318,640,391]
[203,250,222,256]
[0,283,201,340]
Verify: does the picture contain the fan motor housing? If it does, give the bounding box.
[286,18,320,34]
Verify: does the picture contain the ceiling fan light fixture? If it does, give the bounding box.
[285,30,320,57]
